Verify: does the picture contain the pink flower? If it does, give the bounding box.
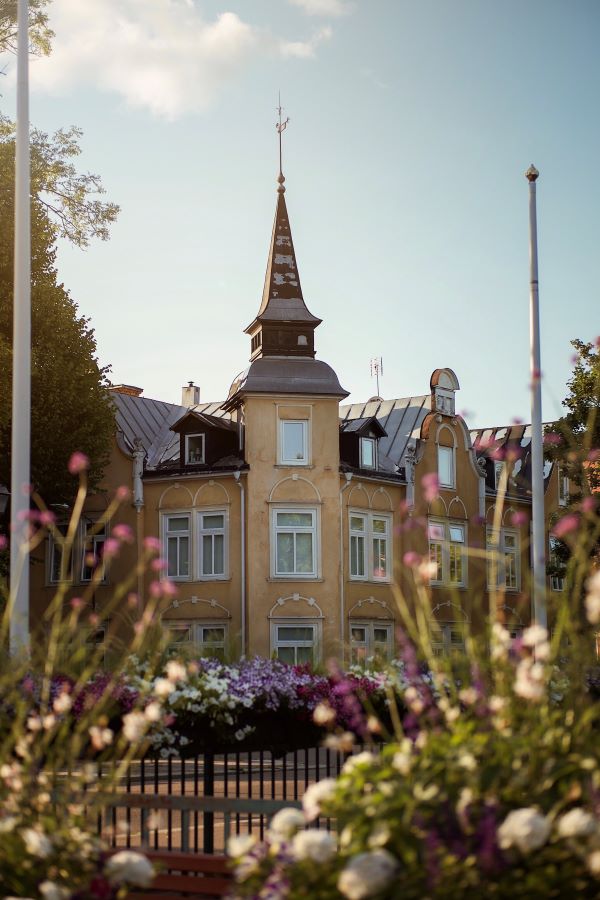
[38,510,56,526]
[471,514,486,526]
[70,597,84,610]
[116,485,131,501]
[403,551,421,568]
[101,538,120,560]
[543,432,561,446]
[582,497,597,513]
[88,613,100,627]
[0,535,7,551]
[421,473,439,503]
[151,557,168,572]
[490,446,505,461]
[553,514,579,539]
[127,592,139,609]
[143,536,161,553]
[587,449,600,463]
[505,446,522,462]
[511,511,528,527]
[112,523,134,543]
[511,417,523,425]
[68,452,90,475]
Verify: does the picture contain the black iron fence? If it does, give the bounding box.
[95,746,350,854]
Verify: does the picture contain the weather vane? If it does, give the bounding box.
[276,93,290,190]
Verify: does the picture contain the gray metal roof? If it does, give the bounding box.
[340,394,431,468]
[111,391,231,470]
[225,357,349,407]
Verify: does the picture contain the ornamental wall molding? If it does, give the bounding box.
[431,601,470,622]
[160,595,232,618]
[268,593,324,619]
[348,596,394,619]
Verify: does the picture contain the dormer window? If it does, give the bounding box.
[360,437,377,470]
[185,434,205,465]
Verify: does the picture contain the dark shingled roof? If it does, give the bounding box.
[340,395,432,471]
[224,356,348,409]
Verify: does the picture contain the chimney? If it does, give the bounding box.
[182,381,200,407]
[110,384,143,397]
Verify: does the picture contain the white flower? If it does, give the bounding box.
[458,752,477,772]
[53,692,72,714]
[144,701,162,723]
[338,850,399,899]
[585,571,600,624]
[165,660,187,684]
[313,702,336,726]
[39,881,70,900]
[227,833,257,858]
[269,807,305,838]
[368,822,391,848]
[392,750,412,776]
[302,779,337,821]
[588,849,600,876]
[22,827,52,858]
[458,687,478,706]
[491,623,512,660]
[89,726,114,751]
[556,808,596,838]
[522,624,549,647]
[292,828,336,863]
[153,677,174,698]
[342,752,376,774]
[105,850,154,887]
[0,816,17,833]
[122,711,148,743]
[514,659,546,702]
[497,808,551,854]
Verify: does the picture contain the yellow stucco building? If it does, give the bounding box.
[30,170,571,664]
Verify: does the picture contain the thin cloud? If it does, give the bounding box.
[289,0,353,16]
[27,0,333,119]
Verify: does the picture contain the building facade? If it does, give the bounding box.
[30,171,570,664]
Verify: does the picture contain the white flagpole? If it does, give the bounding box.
[526,164,547,630]
[9,0,31,655]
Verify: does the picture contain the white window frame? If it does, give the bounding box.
[185,433,205,465]
[270,619,321,665]
[47,522,70,585]
[349,510,392,583]
[558,466,569,507]
[163,620,228,659]
[437,445,455,488]
[162,512,192,581]
[349,620,394,664]
[197,508,228,580]
[271,506,319,579]
[360,437,377,470]
[428,518,467,587]
[80,519,108,584]
[549,536,565,592]
[486,527,520,591]
[430,622,466,657]
[278,419,309,466]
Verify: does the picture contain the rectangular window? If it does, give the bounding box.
[549,536,565,592]
[349,511,392,582]
[558,467,569,507]
[427,519,467,587]
[185,434,205,465]
[280,420,308,465]
[80,521,107,583]
[349,621,393,664]
[486,527,520,591]
[164,514,191,580]
[48,523,70,584]
[273,508,317,578]
[437,445,454,488]
[272,622,318,665]
[163,621,228,659]
[360,437,376,469]
[198,510,227,578]
[430,622,465,657]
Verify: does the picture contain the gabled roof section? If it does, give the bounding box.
[170,409,236,434]
[470,423,554,495]
[245,190,322,332]
[340,395,432,470]
[340,415,387,438]
[111,391,231,470]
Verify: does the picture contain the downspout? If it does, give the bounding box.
[339,472,353,665]
[132,438,145,601]
[234,471,246,658]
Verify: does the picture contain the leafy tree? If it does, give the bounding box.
[0,0,53,57]
[0,138,116,505]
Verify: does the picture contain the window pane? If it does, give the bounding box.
[276,533,294,573]
[213,534,224,574]
[167,537,179,577]
[449,525,464,543]
[187,435,204,463]
[504,533,516,548]
[361,438,375,468]
[449,545,462,583]
[372,518,387,534]
[429,542,443,580]
[168,517,189,532]
[179,537,189,577]
[428,522,444,541]
[203,627,225,644]
[278,626,313,642]
[295,533,314,573]
[438,446,453,486]
[296,645,313,664]
[277,646,296,664]
[203,514,224,530]
[373,628,389,643]
[350,516,365,532]
[277,512,313,527]
[373,538,387,577]
[202,534,213,575]
[351,627,367,642]
[350,535,365,577]
[282,422,305,461]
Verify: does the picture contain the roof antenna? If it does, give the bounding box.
[276,92,290,194]
[370,357,384,398]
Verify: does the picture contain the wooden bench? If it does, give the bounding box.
[114,850,232,899]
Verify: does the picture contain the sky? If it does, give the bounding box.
[3,0,599,428]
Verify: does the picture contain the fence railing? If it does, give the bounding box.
[94,745,349,854]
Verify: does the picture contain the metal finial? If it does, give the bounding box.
[525,164,539,182]
[276,92,290,193]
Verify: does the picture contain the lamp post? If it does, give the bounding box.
[526,164,547,630]
[9,0,31,655]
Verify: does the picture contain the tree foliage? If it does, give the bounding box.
[0,0,53,57]
[0,139,116,505]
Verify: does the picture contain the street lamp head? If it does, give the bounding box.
[525,164,539,182]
